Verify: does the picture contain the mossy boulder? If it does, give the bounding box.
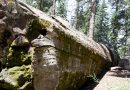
[0,65,33,90]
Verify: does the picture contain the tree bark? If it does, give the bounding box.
[18,1,118,90]
[88,0,96,39]
[39,0,43,10]
[74,0,79,29]
[52,0,56,15]
[0,1,118,90]
[16,1,118,89]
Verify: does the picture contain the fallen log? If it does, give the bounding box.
[0,1,118,90]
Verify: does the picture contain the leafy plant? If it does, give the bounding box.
[88,73,99,83]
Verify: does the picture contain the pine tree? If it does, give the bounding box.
[74,0,88,31]
[117,0,130,57]
[88,0,98,39]
[57,0,67,18]
[109,0,125,54]
[94,0,110,45]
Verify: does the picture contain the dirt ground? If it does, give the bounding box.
[93,71,130,90]
[81,67,130,90]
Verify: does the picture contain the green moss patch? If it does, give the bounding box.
[0,65,33,90]
[7,47,31,67]
[26,19,51,41]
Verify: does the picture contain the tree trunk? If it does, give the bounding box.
[88,0,96,39]
[74,0,79,29]
[39,0,42,10]
[0,1,118,90]
[52,0,56,15]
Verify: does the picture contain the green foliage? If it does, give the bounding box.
[7,47,31,67]
[23,0,53,12]
[108,0,130,57]
[95,0,110,45]
[57,0,67,18]
[118,46,129,58]
[26,19,51,41]
[109,11,120,51]
[37,0,53,12]
[87,73,99,83]
[84,9,91,34]
[77,4,91,33]
[20,0,130,58]
[1,65,33,90]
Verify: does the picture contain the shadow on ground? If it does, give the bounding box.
[80,67,130,90]
[79,70,108,90]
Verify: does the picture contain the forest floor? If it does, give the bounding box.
[81,67,130,90]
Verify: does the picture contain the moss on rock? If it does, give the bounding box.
[0,65,33,90]
[56,71,88,90]
[26,19,51,41]
[7,47,31,67]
